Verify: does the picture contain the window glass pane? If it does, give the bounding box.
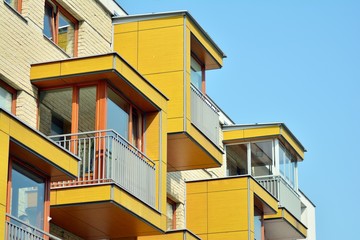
[11,164,45,230]
[190,57,202,91]
[0,86,13,112]
[43,4,54,39]
[254,208,262,240]
[251,141,273,176]
[226,144,248,176]
[279,143,297,188]
[78,87,96,132]
[58,13,75,56]
[39,88,72,136]
[107,88,129,140]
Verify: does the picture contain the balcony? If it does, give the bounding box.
[50,130,156,207]
[113,11,225,171]
[256,175,301,219]
[6,215,60,240]
[190,86,220,146]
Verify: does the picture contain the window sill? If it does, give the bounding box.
[43,34,72,58]
[3,1,27,24]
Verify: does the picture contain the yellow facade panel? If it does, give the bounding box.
[207,177,248,192]
[208,189,248,233]
[144,112,160,161]
[112,187,163,229]
[8,119,78,176]
[114,22,138,34]
[61,55,113,76]
[138,26,184,75]
[113,31,138,69]
[250,179,278,212]
[167,118,184,133]
[0,132,9,207]
[188,124,223,164]
[51,185,111,205]
[138,16,184,30]
[185,19,223,67]
[115,58,168,111]
[281,129,305,159]
[187,181,208,194]
[243,126,280,139]
[30,62,61,80]
[207,231,248,240]
[223,129,245,142]
[0,205,6,238]
[145,71,184,119]
[283,210,307,237]
[187,193,208,234]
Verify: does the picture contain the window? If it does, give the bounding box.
[166,199,176,230]
[0,81,16,114]
[43,0,78,57]
[279,143,297,188]
[8,162,47,232]
[107,87,143,149]
[190,56,205,92]
[4,0,21,12]
[226,140,273,177]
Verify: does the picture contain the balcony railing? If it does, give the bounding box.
[49,130,156,208]
[190,85,220,145]
[6,214,61,240]
[256,175,301,219]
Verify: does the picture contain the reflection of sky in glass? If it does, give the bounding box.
[43,4,53,39]
[107,98,129,140]
[11,165,45,229]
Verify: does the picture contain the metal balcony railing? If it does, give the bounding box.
[49,130,156,208]
[6,214,61,240]
[256,175,301,219]
[190,85,220,146]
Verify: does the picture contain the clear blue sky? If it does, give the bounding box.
[118,1,360,239]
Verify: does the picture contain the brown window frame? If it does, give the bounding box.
[44,0,78,57]
[6,158,51,233]
[166,198,177,230]
[0,80,17,114]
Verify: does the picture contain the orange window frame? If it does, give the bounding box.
[5,0,22,13]
[0,80,17,114]
[6,158,51,233]
[44,0,79,57]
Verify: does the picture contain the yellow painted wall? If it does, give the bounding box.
[0,131,9,238]
[186,178,250,239]
[187,177,280,240]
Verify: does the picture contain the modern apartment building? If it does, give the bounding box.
[0,1,316,239]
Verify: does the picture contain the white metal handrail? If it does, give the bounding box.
[49,129,156,208]
[190,85,220,145]
[6,214,61,240]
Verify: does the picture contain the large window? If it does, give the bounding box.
[43,0,78,57]
[0,81,16,114]
[226,140,273,177]
[9,162,46,230]
[190,56,204,92]
[4,0,21,12]
[254,207,264,240]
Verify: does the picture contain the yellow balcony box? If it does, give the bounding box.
[30,53,168,238]
[186,176,278,240]
[113,11,226,171]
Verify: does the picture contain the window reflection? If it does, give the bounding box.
[251,141,273,176]
[190,56,203,91]
[226,143,248,176]
[107,88,129,140]
[10,164,45,230]
[0,85,13,112]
